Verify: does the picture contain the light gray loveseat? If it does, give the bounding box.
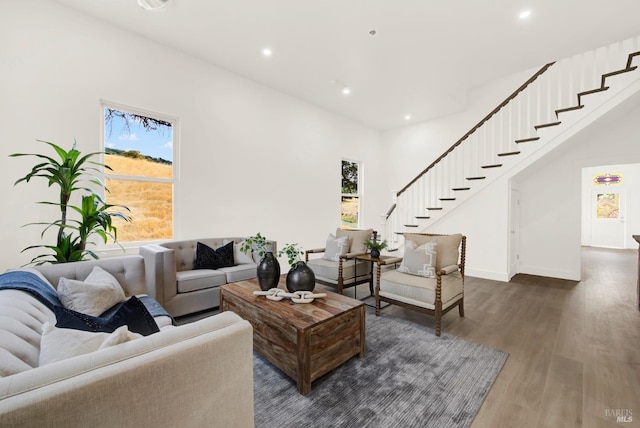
[140,237,277,317]
[0,255,254,428]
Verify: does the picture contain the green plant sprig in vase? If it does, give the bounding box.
[364,237,388,259]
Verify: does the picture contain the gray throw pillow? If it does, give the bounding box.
[323,234,349,262]
[398,240,438,278]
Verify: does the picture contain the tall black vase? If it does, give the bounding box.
[257,252,281,291]
[286,261,316,293]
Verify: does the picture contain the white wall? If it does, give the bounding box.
[581,163,640,249]
[0,0,386,270]
[514,97,640,280]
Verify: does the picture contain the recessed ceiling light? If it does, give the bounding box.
[342,87,351,95]
[404,115,412,121]
[138,0,169,11]
[261,48,273,57]
[519,10,531,19]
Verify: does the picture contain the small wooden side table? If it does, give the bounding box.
[354,254,397,297]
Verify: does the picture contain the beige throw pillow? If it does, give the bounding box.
[224,239,255,265]
[398,240,438,278]
[39,322,142,366]
[403,233,462,270]
[323,234,349,262]
[335,228,373,254]
[57,266,126,316]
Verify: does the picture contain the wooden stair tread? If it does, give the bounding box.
[626,51,640,69]
[515,136,540,144]
[481,164,503,169]
[439,197,456,201]
[404,224,419,227]
[466,176,486,180]
[555,105,584,116]
[497,151,520,157]
[534,121,561,130]
[415,216,431,219]
[426,207,443,210]
[601,66,638,86]
[578,86,609,97]
[452,187,471,191]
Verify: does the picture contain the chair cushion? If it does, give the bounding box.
[379,269,463,310]
[176,270,227,293]
[398,240,437,278]
[323,234,349,261]
[336,228,373,254]
[307,258,371,283]
[403,233,462,271]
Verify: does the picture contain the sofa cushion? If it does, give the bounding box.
[379,269,463,310]
[54,296,160,336]
[39,322,142,366]
[194,241,234,270]
[176,269,227,293]
[323,234,349,262]
[57,266,126,316]
[336,228,373,254]
[397,240,437,278]
[218,264,258,283]
[224,239,255,265]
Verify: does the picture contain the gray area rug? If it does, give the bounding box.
[253,308,508,428]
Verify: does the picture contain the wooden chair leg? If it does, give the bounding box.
[459,298,465,317]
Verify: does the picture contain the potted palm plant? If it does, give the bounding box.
[11,139,130,264]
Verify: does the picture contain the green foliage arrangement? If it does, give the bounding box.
[240,232,271,258]
[11,139,131,264]
[364,237,388,252]
[278,243,304,267]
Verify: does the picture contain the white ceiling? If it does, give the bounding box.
[53,0,640,131]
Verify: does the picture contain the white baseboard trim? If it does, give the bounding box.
[517,265,581,281]
[465,268,510,282]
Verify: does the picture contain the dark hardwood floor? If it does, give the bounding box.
[177,246,640,427]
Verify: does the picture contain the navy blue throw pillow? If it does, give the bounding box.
[54,295,160,336]
[193,241,235,270]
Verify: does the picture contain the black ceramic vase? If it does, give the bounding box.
[257,252,281,291]
[370,249,380,258]
[286,261,316,293]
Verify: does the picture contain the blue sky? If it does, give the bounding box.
[104,109,173,162]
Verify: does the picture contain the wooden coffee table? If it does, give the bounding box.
[220,277,365,395]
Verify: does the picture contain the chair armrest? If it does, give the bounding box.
[379,257,403,266]
[340,251,367,260]
[438,265,460,275]
[306,248,326,254]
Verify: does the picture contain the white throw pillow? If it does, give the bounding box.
[398,240,438,278]
[323,234,349,262]
[57,266,126,316]
[39,322,142,366]
[224,239,255,265]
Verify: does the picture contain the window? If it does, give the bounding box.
[596,193,620,219]
[103,105,175,242]
[341,159,360,229]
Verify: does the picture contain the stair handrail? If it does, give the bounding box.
[396,61,556,197]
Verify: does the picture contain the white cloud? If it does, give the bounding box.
[106,142,115,148]
[118,133,140,141]
[163,141,173,151]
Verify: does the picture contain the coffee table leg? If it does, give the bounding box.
[297,330,311,395]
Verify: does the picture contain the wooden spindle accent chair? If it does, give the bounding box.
[374,233,466,336]
[305,229,376,294]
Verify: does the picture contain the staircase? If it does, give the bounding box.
[383,36,640,248]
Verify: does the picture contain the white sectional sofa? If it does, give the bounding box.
[140,237,276,317]
[0,255,254,428]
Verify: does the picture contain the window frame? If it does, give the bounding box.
[341,158,362,229]
[101,100,179,246]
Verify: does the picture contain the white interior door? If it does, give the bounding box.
[591,189,626,248]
